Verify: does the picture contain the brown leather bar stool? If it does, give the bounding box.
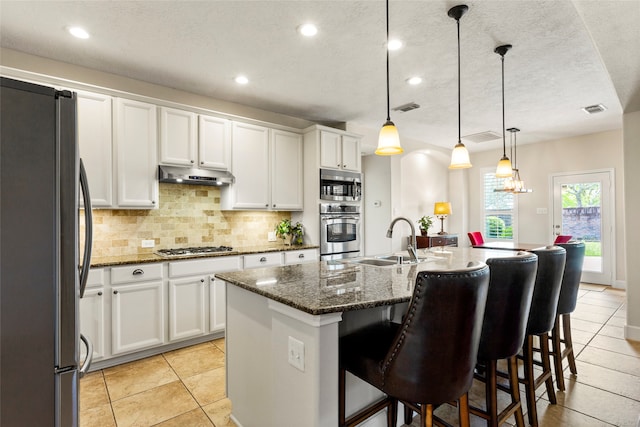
[338,263,490,427]
[550,241,586,391]
[470,252,538,427]
[520,246,566,427]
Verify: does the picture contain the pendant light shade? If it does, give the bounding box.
[495,127,533,193]
[495,44,513,178]
[375,0,403,156]
[448,5,471,169]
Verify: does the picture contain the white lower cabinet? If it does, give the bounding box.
[79,269,107,361]
[110,263,165,355]
[243,252,283,269]
[283,248,318,265]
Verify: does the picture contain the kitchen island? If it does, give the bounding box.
[216,247,520,427]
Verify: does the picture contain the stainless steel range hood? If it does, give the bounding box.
[158,165,234,186]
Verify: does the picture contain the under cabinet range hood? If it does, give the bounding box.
[158,165,234,186]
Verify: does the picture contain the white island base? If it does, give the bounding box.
[226,284,409,427]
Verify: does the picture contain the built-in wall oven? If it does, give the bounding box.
[320,169,362,202]
[319,203,361,260]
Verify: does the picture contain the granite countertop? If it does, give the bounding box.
[215,247,520,315]
[90,244,319,268]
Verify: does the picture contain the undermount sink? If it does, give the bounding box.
[342,255,431,267]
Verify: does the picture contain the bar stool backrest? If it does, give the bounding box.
[381,262,490,405]
[479,252,538,361]
[556,242,586,315]
[527,246,567,335]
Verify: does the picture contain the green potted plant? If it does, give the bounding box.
[275,219,304,245]
[417,215,433,236]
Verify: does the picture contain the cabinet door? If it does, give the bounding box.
[111,280,165,355]
[283,249,318,265]
[79,287,106,361]
[341,135,361,172]
[199,115,231,170]
[77,91,113,207]
[114,98,158,208]
[271,129,303,210]
[230,122,270,209]
[210,278,226,332]
[320,131,342,169]
[168,277,207,341]
[159,107,197,167]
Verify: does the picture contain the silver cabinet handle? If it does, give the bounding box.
[298,254,305,258]
[113,290,119,294]
[190,160,195,163]
[97,291,103,296]
[201,279,205,283]
[132,269,144,276]
[79,334,93,378]
[260,257,267,262]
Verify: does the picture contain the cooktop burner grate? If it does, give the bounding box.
[155,246,234,257]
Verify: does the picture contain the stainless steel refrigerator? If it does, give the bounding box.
[1,77,93,426]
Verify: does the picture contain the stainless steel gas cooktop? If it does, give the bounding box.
[155,246,234,257]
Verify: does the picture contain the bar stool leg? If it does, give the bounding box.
[563,314,578,374]
[539,332,557,404]
[507,355,526,427]
[485,360,499,427]
[522,336,538,427]
[422,403,434,427]
[404,405,414,425]
[551,317,566,391]
[459,394,471,427]
[339,367,346,427]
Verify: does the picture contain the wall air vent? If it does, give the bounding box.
[392,102,420,113]
[462,131,502,143]
[582,104,607,114]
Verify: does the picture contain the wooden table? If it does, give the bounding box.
[472,241,546,251]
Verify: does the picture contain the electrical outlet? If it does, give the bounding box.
[141,239,155,248]
[288,336,305,372]
[268,231,277,242]
[536,208,548,215]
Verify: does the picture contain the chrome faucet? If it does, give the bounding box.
[386,217,419,261]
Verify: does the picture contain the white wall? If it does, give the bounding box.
[362,155,392,256]
[623,110,640,340]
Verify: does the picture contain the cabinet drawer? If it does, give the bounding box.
[86,268,105,288]
[283,249,318,265]
[243,252,282,269]
[169,256,242,278]
[430,236,458,247]
[111,263,163,284]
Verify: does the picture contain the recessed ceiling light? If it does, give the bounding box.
[234,75,249,85]
[387,39,403,51]
[407,77,422,85]
[298,23,318,37]
[67,26,90,39]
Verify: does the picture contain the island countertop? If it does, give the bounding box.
[215,247,520,315]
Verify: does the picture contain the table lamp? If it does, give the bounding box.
[434,202,452,235]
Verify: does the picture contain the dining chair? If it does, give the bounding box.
[338,263,490,427]
[553,235,572,244]
[468,231,485,246]
[471,252,538,427]
[550,241,586,391]
[519,245,566,427]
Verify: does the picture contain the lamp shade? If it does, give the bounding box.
[375,120,403,155]
[434,202,452,216]
[495,156,513,178]
[449,142,472,169]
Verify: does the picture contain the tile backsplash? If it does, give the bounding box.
[88,183,291,258]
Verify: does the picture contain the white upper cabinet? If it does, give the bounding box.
[114,98,158,208]
[319,130,361,172]
[222,122,303,211]
[270,129,303,210]
[77,91,113,207]
[159,107,197,167]
[158,108,231,171]
[199,115,231,171]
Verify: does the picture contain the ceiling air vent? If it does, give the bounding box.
[462,131,502,143]
[582,104,607,114]
[392,102,420,113]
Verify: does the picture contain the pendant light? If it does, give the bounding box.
[448,4,472,169]
[375,0,403,156]
[495,44,513,177]
[495,127,533,193]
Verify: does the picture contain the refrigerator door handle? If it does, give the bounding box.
[79,159,93,298]
[79,334,93,378]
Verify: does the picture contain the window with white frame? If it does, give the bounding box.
[482,170,517,240]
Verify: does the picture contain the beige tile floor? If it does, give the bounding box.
[81,284,639,427]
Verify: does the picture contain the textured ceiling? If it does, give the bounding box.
[1,0,638,155]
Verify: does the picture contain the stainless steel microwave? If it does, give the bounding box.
[319,169,362,202]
